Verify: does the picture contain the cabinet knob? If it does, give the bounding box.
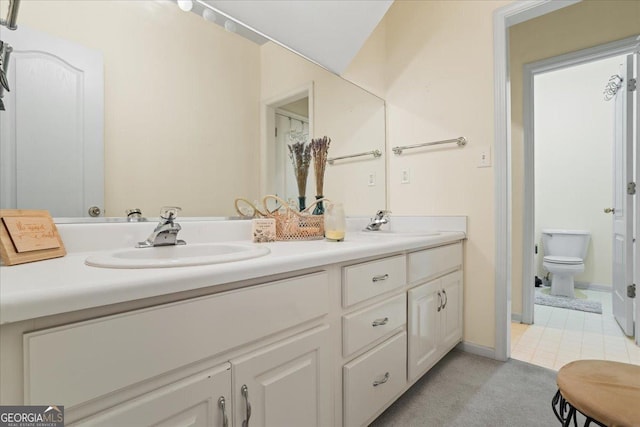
[218,396,229,427]
[241,384,252,427]
[372,273,389,283]
[604,207,615,214]
[372,317,389,327]
[373,372,390,387]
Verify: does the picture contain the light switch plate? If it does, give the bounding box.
[368,173,376,186]
[401,169,410,184]
[478,146,491,168]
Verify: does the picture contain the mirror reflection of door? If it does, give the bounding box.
[0,25,104,217]
[275,104,310,203]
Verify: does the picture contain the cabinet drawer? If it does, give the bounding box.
[24,271,329,408]
[343,332,407,427]
[343,255,406,307]
[342,293,406,357]
[408,243,462,283]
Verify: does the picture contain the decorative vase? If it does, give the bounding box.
[313,195,324,215]
[298,196,306,212]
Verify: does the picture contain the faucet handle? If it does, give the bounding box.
[160,206,182,220]
[376,210,391,218]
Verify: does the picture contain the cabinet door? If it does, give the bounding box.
[231,325,331,427]
[407,279,441,382]
[440,270,463,351]
[72,363,232,427]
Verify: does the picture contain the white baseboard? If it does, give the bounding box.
[574,282,612,292]
[511,313,522,323]
[456,341,496,359]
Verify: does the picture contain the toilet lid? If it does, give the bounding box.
[544,255,582,265]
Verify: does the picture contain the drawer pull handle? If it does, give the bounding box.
[218,396,229,427]
[372,317,389,327]
[437,291,442,312]
[373,372,390,387]
[442,289,448,309]
[372,274,389,282]
[241,384,252,427]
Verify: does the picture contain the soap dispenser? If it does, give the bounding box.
[324,202,346,242]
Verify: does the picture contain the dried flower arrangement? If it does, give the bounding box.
[287,140,311,211]
[310,136,331,214]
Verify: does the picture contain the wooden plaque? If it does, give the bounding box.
[0,210,66,266]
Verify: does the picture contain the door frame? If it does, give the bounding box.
[521,37,639,326]
[492,0,582,362]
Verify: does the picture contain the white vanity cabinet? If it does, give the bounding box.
[71,364,232,427]
[407,245,463,382]
[1,230,467,427]
[341,256,408,427]
[21,272,331,426]
[231,325,330,427]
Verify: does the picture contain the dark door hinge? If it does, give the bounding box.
[628,182,636,195]
[628,284,636,299]
[629,78,637,92]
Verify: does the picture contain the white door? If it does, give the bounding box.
[231,325,331,427]
[73,364,232,427]
[407,279,441,382]
[611,54,636,337]
[274,111,310,203]
[440,270,463,351]
[0,25,104,217]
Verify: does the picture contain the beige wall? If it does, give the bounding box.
[19,0,262,217]
[260,43,386,216]
[510,0,640,315]
[376,0,509,350]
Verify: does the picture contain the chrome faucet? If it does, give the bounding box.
[137,206,186,248]
[365,210,391,231]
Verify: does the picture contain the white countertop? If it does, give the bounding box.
[0,217,466,325]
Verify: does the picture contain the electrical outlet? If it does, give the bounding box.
[478,147,491,168]
[368,173,376,186]
[401,169,410,184]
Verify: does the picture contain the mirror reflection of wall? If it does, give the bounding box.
[0,0,386,219]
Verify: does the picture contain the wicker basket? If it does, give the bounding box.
[263,195,325,241]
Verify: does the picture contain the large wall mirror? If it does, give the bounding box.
[0,0,386,220]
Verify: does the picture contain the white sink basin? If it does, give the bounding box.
[85,243,270,269]
[359,230,441,237]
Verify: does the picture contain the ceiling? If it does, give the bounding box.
[203,0,394,74]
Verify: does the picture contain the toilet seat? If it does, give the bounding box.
[543,255,582,265]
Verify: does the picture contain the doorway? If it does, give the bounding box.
[260,83,313,208]
[511,48,639,369]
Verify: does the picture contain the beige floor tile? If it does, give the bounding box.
[510,295,640,369]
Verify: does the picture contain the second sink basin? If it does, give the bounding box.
[85,243,271,269]
[359,230,441,237]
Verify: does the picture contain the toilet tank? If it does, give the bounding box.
[541,229,591,260]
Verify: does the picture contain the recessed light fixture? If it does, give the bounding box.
[176,0,193,12]
[202,8,217,23]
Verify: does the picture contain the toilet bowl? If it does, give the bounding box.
[541,230,590,298]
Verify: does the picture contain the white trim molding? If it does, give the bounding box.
[492,0,580,362]
[521,35,640,326]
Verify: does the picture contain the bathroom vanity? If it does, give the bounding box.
[0,217,466,426]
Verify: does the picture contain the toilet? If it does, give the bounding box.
[541,229,591,298]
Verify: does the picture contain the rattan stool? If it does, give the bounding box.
[552,360,640,427]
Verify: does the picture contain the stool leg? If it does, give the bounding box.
[552,389,578,427]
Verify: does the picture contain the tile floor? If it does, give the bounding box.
[511,289,640,371]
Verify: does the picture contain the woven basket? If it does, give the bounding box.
[263,195,325,241]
